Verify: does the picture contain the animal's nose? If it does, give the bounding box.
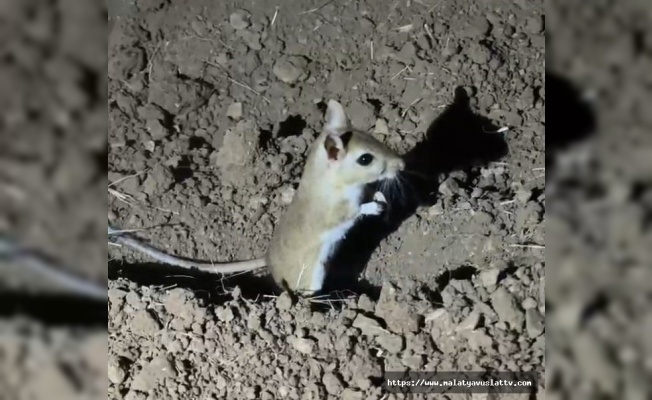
[396,159,405,171]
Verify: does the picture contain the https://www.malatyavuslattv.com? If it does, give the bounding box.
[383,371,538,394]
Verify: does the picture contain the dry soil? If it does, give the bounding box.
[107,0,545,399]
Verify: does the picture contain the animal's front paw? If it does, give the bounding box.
[360,191,387,216]
[360,201,384,216]
[373,191,387,204]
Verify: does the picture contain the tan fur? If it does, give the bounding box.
[109,100,404,297]
[267,120,404,294]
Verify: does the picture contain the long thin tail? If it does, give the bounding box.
[109,226,266,274]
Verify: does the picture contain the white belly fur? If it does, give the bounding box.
[310,219,355,291]
[309,186,363,292]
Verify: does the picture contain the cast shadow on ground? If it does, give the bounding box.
[106,86,511,309]
[35,85,511,321]
[321,86,509,300]
[326,74,597,302]
[108,259,279,304]
[6,76,595,324]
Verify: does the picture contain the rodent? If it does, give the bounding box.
[110,100,405,296]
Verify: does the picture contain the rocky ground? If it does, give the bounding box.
[1,0,552,398]
[106,0,545,399]
[3,0,651,399]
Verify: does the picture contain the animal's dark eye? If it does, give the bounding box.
[357,153,374,166]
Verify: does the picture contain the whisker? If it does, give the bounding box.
[397,174,417,204]
[399,174,416,193]
[381,178,389,194]
[401,176,412,200]
[391,176,406,205]
[378,179,388,199]
[377,178,392,201]
[391,179,402,204]
[383,179,395,202]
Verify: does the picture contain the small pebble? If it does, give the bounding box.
[289,337,315,355]
[352,314,384,336]
[376,332,404,354]
[522,297,538,309]
[480,268,501,287]
[491,288,525,331]
[227,102,243,120]
[374,118,389,135]
[322,373,344,395]
[438,178,460,197]
[273,58,307,84]
[525,308,544,338]
[456,310,481,332]
[108,357,126,384]
[276,292,293,311]
[229,12,250,30]
[516,188,532,203]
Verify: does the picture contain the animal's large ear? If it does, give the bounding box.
[324,134,346,161]
[324,100,349,134]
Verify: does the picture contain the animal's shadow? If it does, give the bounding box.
[108,259,280,302]
[107,87,510,308]
[321,87,509,298]
[7,75,595,323]
[326,73,596,299]
[107,78,592,308]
